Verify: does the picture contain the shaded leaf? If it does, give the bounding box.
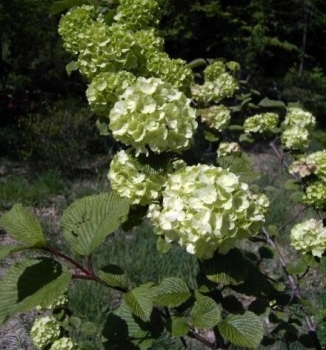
[188,58,207,69]
[156,236,171,254]
[61,192,129,256]
[0,204,45,247]
[239,133,254,143]
[191,295,221,329]
[0,257,71,326]
[166,316,189,337]
[152,278,191,307]
[258,97,286,109]
[99,264,128,290]
[124,284,153,322]
[285,260,307,275]
[218,311,264,348]
[204,130,219,142]
[289,191,303,203]
[66,61,79,76]
[50,0,89,16]
[0,245,27,260]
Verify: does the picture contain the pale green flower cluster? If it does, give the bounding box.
[36,294,68,311]
[58,5,95,55]
[217,142,241,157]
[50,337,78,350]
[303,182,326,209]
[201,105,231,131]
[31,316,61,349]
[204,61,240,81]
[283,107,316,129]
[306,151,326,181]
[146,52,194,93]
[86,71,136,116]
[108,150,170,205]
[109,77,197,155]
[281,107,315,150]
[147,164,269,259]
[243,113,279,134]
[281,126,310,150]
[291,219,326,257]
[114,0,161,30]
[289,158,316,178]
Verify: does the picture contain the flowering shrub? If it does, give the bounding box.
[30,316,61,349]
[291,219,326,257]
[243,112,279,134]
[108,77,197,154]
[147,164,269,259]
[50,338,78,350]
[217,141,241,157]
[201,105,231,131]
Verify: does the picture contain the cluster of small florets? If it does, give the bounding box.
[201,105,231,131]
[217,142,241,157]
[36,294,68,311]
[86,71,136,116]
[147,164,269,259]
[31,316,61,349]
[50,337,78,350]
[281,107,316,150]
[204,61,239,81]
[289,158,316,178]
[303,182,326,210]
[108,150,171,205]
[243,113,279,134]
[114,0,161,30]
[291,219,326,257]
[146,52,194,93]
[109,77,197,155]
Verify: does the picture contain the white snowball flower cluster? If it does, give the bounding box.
[243,113,279,134]
[147,164,269,259]
[109,77,197,155]
[291,219,326,257]
[217,142,241,157]
[303,182,326,209]
[201,105,231,131]
[50,337,78,350]
[108,150,171,205]
[31,316,61,349]
[281,107,315,150]
[289,158,316,178]
[36,293,68,311]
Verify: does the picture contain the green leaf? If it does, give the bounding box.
[289,191,303,203]
[188,58,207,69]
[227,124,244,131]
[284,179,300,191]
[218,154,260,183]
[258,246,274,259]
[0,204,45,247]
[239,133,254,143]
[98,264,128,290]
[152,277,191,307]
[204,130,219,142]
[191,295,221,329]
[0,257,71,326]
[218,311,264,348]
[96,118,110,136]
[80,321,97,336]
[258,97,286,109]
[285,260,307,275]
[50,0,89,16]
[201,249,248,286]
[156,236,172,254]
[0,245,27,260]
[166,316,189,337]
[68,316,82,329]
[124,284,153,322]
[61,192,129,256]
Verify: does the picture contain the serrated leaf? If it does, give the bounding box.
[0,204,45,247]
[66,61,79,76]
[50,0,88,16]
[166,316,189,337]
[152,277,191,307]
[0,245,27,260]
[99,264,128,290]
[218,154,260,183]
[201,249,248,286]
[191,296,221,329]
[124,285,153,322]
[258,97,286,109]
[61,192,129,256]
[218,311,264,348]
[0,257,71,325]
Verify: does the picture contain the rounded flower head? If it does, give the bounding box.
[145,52,194,94]
[217,142,241,157]
[108,150,171,205]
[31,316,61,349]
[50,337,78,350]
[289,158,316,178]
[58,5,96,55]
[243,113,279,134]
[114,0,161,30]
[201,105,231,131]
[291,219,326,257]
[281,126,310,150]
[86,71,136,116]
[284,107,316,130]
[109,77,197,155]
[147,164,268,259]
[36,293,68,311]
[306,151,326,181]
[303,181,326,209]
